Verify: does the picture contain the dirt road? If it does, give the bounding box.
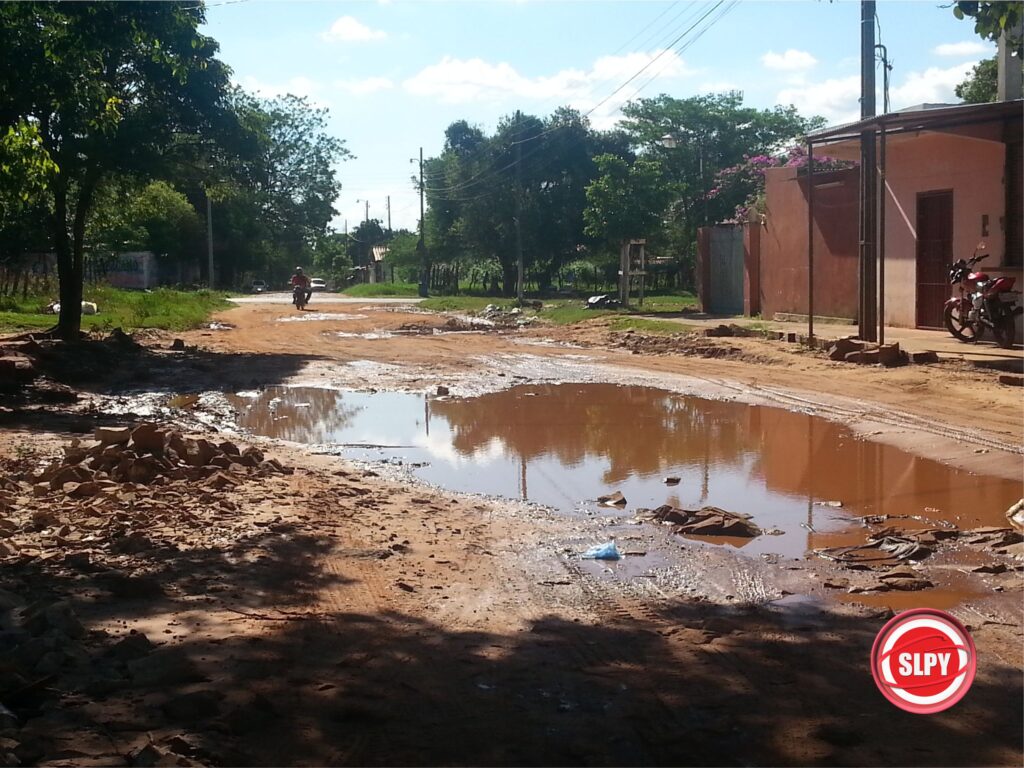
[2,299,1022,767]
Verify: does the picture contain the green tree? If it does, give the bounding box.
[194,91,349,287]
[0,1,238,337]
[584,154,670,245]
[955,56,999,103]
[86,179,202,263]
[954,2,1023,55]
[618,92,821,285]
[0,121,57,275]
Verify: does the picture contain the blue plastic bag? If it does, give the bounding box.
[582,541,622,560]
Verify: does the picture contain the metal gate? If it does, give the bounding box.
[916,191,953,329]
[708,226,745,315]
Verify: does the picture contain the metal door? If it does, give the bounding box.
[916,191,953,329]
[708,226,744,315]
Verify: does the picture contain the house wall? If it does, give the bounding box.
[881,132,1008,327]
[761,166,860,321]
[103,251,158,290]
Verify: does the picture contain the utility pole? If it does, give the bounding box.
[386,195,392,235]
[859,0,878,342]
[514,109,524,304]
[417,146,428,297]
[206,191,214,289]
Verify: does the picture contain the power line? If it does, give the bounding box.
[422,0,737,203]
[420,2,715,197]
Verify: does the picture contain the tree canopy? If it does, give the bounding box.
[0,1,238,336]
[955,56,999,103]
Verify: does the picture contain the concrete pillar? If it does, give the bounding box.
[743,223,761,316]
[997,22,1023,101]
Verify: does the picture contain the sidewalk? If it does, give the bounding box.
[636,312,1024,371]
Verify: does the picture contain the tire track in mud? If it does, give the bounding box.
[695,376,1023,454]
[555,558,742,757]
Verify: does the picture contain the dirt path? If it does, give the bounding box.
[2,300,1022,766]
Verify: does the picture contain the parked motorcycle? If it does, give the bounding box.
[292,284,308,311]
[943,243,1022,348]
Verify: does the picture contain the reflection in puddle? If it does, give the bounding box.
[226,384,1022,567]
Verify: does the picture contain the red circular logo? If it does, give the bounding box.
[871,608,976,714]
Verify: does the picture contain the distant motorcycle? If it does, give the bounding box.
[292,284,308,311]
[944,243,1021,348]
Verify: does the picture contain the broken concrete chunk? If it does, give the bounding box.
[597,490,627,507]
[663,476,681,486]
[1005,499,1024,533]
[877,343,906,367]
[827,337,863,360]
[94,426,131,445]
[130,424,167,454]
[639,504,761,538]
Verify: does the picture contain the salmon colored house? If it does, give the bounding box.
[753,99,1023,331]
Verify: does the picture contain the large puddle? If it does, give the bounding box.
[224,384,1022,561]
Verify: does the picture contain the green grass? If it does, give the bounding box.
[420,296,511,312]
[634,292,699,313]
[0,285,232,332]
[609,317,690,335]
[537,305,615,325]
[342,282,421,297]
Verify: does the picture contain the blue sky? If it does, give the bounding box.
[201,0,997,232]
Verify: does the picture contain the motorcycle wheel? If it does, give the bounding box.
[943,302,978,342]
[993,314,1016,349]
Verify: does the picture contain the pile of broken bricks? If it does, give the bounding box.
[1,422,294,566]
[824,337,925,367]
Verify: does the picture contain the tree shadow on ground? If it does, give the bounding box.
[6,526,1022,768]
[1,331,324,434]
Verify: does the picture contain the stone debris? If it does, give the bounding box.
[597,490,627,507]
[824,337,910,367]
[1007,499,1024,533]
[612,333,748,360]
[0,425,300,766]
[638,505,761,538]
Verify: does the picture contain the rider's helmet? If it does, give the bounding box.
[295,266,304,274]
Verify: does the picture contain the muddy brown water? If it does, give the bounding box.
[224,383,1022,564]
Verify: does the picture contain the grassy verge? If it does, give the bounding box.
[608,317,690,335]
[0,286,233,333]
[419,296,510,312]
[342,283,421,297]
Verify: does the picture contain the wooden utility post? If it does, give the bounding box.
[514,109,524,304]
[417,147,428,297]
[206,191,214,289]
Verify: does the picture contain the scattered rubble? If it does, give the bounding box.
[638,505,761,538]
[612,332,750,359]
[825,337,909,367]
[597,490,627,507]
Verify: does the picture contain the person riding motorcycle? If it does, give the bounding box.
[290,267,312,305]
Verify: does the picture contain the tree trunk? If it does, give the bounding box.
[54,172,99,340]
[53,179,79,339]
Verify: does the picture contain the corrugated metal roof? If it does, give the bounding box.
[808,99,1023,144]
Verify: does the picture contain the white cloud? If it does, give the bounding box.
[889,61,976,108]
[776,75,861,125]
[933,41,991,57]
[762,49,818,71]
[322,16,387,43]
[402,50,694,107]
[335,77,395,96]
[775,60,979,126]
